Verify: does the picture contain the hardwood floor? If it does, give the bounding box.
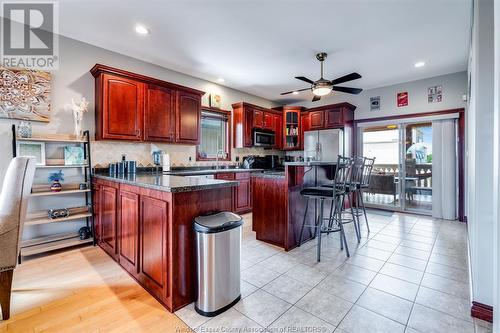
[0,246,190,333]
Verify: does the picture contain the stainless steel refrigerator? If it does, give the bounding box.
[303,128,352,161]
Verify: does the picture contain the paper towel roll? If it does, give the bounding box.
[161,153,170,171]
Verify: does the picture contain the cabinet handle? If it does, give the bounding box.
[136,129,141,137]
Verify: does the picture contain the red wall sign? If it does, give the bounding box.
[397,92,408,107]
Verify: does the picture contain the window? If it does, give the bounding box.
[197,109,230,161]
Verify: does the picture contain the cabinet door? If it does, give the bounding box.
[253,109,264,128]
[144,84,176,142]
[309,111,325,129]
[234,173,251,213]
[274,114,283,149]
[118,189,140,276]
[176,91,201,144]
[300,112,310,150]
[263,112,274,131]
[100,185,118,259]
[325,109,343,128]
[92,182,100,243]
[138,196,169,301]
[101,74,144,141]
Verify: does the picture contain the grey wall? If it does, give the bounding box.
[467,0,495,308]
[293,71,467,120]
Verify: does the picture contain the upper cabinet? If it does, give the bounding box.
[305,103,356,131]
[232,102,280,148]
[91,64,204,144]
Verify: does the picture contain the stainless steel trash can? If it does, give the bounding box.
[194,212,243,317]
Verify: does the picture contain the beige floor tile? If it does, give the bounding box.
[425,262,469,283]
[356,246,393,261]
[316,275,366,303]
[394,246,431,261]
[345,254,385,272]
[380,262,424,284]
[407,304,474,333]
[296,288,353,326]
[262,275,313,304]
[241,263,281,288]
[420,273,470,299]
[234,290,291,327]
[260,253,299,274]
[285,263,329,287]
[369,274,419,301]
[198,308,263,332]
[356,287,413,324]
[388,254,427,271]
[268,306,335,333]
[415,286,472,322]
[332,263,377,285]
[339,305,405,333]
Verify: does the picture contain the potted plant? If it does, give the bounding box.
[48,170,64,192]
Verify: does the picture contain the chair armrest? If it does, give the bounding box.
[0,213,17,237]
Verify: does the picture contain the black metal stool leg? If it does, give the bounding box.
[298,197,310,247]
[359,190,370,233]
[347,193,361,243]
[316,199,324,262]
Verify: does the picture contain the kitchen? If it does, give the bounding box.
[0,1,496,333]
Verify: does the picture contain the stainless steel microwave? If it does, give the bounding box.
[254,130,275,147]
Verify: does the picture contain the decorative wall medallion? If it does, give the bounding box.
[0,67,51,122]
[209,94,222,108]
[397,91,408,107]
[428,85,442,103]
[370,96,380,111]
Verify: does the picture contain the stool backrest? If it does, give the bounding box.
[333,155,354,195]
[352,156,365,184]
[361,157,376,186]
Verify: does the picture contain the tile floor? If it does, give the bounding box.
[175,211,492,333]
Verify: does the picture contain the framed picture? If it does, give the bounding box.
[209,94,222,108]
[0,67,51,122]
[64,146,85,165]
[428,85,442,103]
[397,92,409,107]
[370,96,380,111]
[17,142,46,165]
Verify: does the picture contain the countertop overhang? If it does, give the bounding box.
[284,161,338,166]
[93,173,239,193]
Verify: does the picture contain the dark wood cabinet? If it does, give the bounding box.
[274,114,283,149]
[99,183,118,259]
[118,188,140,276]
[91,64,204,145]
[176,91,201,144]
[310,110,325,129]
[92,181,101,243]
[215,172,252,213]
[99,74,144,141]
[138,195,169,302]
[253,109,264,128]
[263,112,274,131]
[144,84,176,142]
[300,111,310,150]
[325,108,342,128]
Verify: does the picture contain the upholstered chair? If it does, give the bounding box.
[0,157,36,320]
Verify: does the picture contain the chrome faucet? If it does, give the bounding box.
[215,150,225,170]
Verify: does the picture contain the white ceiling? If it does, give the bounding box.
[57,0,471,104]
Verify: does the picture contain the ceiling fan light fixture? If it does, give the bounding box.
[292,91,299,95]
[312,86,332,96]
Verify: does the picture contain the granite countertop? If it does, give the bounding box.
[164,168,263,176]
[251,171,286,179]
[284,161,338,166]
[93,173,238,193]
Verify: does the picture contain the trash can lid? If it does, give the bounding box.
[194,212,243,234]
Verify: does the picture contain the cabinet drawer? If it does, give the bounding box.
[235,172,250,180]
[216,173,235,180]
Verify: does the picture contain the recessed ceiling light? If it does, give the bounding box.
[217,78,225,83]
[135,25,150,35]
[292,91,299,95]
[414,61,425,68]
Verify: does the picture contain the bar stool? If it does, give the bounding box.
[354,157,375,234]
[298,156,354,261]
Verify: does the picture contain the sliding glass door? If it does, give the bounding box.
[360,122,438,214]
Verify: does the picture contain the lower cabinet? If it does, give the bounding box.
[215,172,252,214]
[99,182,119,260]
[138,195,170,302]
[118,188,140,276]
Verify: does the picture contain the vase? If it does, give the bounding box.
[50,180,63,192]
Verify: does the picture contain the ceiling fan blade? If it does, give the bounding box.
[295,76,315,84]
[331,86,363,95]
[280,87,311,95]
[329,72,362,85]
[312,95,321,102]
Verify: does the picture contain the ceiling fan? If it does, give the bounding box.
[281,52,363,102]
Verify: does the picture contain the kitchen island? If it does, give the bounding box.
[251,162,337,251]
[92,173,238,312]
